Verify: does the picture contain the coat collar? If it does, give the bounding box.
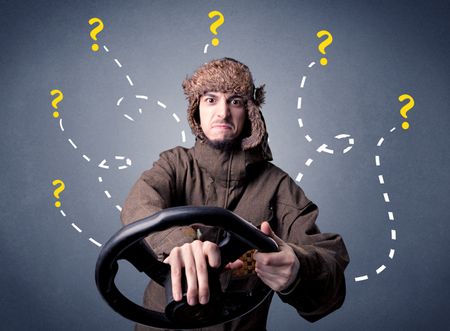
[193,139,270,183]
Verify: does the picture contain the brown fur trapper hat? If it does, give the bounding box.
[182,58,267,151]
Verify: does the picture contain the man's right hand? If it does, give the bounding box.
[164,240,221,306]
[164,240,243,306]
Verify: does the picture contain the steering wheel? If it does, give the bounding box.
[95,206,278,329]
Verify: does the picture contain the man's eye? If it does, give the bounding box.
[205,97,215,103]
[230,99,243,106]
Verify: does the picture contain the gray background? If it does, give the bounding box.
[1,0,450,330]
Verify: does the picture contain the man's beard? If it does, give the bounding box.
[205,137,241,151]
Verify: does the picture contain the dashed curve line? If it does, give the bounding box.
[98,176,123,213]
[58,117,134,170]
[104,44,187,144]
[354,127,398,282]
[58,208,102,247]
[294,61,355,183]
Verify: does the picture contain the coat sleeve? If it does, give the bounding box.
[274,175,349,322]
[120,149,197,261]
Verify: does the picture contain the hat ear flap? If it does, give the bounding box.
[241,101,265,150]
[187,98,205,140]
[253,84,266,107]
[241,84,266,150]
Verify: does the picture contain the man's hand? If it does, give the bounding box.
[254,222,300,292]
[164,240,243,306]
[164,240,219,306]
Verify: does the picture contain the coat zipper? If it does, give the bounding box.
[224,150,233,208]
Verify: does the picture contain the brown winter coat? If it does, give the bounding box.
[121,139,349,331]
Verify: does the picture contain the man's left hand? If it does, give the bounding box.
[254,221,300,292]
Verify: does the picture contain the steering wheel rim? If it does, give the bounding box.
[95,206,278,329]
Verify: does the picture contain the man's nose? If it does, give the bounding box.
[216,99,230,118]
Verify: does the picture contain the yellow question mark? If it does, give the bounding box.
[50,89,64,118]
[398,93,415,130]
[52,179,65,208]
[208,11,224,46]
[89,17,104,52]
[317,30,333,66]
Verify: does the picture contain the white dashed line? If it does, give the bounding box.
[98,177,103,183]
[375,155,381,166]
[115,205,122,212]
[71,223,82,232]
[115,156,124,160]
[103,45,109,52]
[298,118,303,128]
[335,134,351,139]
[391,230,397,240]
[343,146,353,154]
[138,108,142,114]
[118,165,127,170]
[82,155,91,162]
[297,97,302,109]
[204,44,209,54]
[181,130,186,143]
[305,158,313,166]
[89,238,102,247]
[388,212,394,221]
[117,97,124,106]
[377,137,384,146]
[316,144,327,152]
[124,114,135,121]
[60,210,66,217]
[355,275,369,282]
[173,113,180,122]
[378,175,385,184]
[305,135,312,142]
[300,76,307,88]
[59,119,64,132]
[383,193,390,203]
[308,62,316,68]
[114,59,122,68]
[104,190,111,198]
[126,75,134,86]
[295,172,303,182]
[136,95,148,100]
[389,249,395,259]
[68,139,77,149]
[376,265,386,274]
[390,127,396,132]
[157,101,167,109]
[98,160,109,169]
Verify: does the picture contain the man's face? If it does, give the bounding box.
[199,91,246,143]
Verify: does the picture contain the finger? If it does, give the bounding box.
[254,251,291,267]
[203,241,221,268]
[181,244,198,306]
[260,221,284,244]
[225,259,244,270]
[260,221,272,236]
[169,247,183,302]
[192,241,209,305]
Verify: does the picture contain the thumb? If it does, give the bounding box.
[260,221,284,245]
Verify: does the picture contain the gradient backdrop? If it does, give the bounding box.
[1,0,450,330]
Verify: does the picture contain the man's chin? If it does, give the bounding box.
[205,138,240,151]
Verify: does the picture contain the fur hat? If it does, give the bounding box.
[182,58,268,151]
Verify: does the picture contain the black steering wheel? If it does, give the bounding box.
[95,206,278,329]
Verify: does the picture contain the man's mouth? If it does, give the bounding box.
[212,122,233,130]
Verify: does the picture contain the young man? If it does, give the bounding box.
[121,58,349,330]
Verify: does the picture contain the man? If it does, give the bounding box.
[121,58,349,330]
